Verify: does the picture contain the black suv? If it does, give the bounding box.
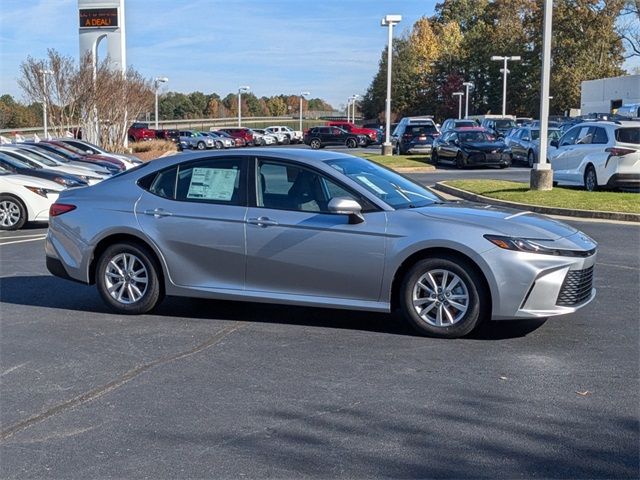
[391,117,440,155]
[304,127,364,149]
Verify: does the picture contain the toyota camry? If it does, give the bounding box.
[46,149,597,338]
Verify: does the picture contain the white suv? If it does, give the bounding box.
[265,126,303,144]
[548,120,640,191]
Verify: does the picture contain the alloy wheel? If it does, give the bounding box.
[104,253,149,305]
[585,168,597,191]
[0,200,21,228]
[411,269,470,327]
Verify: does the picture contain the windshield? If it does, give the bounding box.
[53,142,87,155]
[495,120,516,129]
[0,152,33,169]
[454,121,476,128]
[23,147,69,164]
[8,148,57,166]
[32,143,80,160]
[325,156,440,209]
[459,131,494,143]
[405,124,437,136]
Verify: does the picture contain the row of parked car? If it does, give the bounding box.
[384,113,639,191]
[0,139,142,230]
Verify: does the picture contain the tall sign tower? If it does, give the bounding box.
[78,0,126,73]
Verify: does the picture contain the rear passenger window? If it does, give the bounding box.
[591,127,608,145]
[175,158,246,205]
[149,167,177,199]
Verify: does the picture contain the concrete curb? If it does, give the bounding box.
[433,182,640,223]
[395,166,435,173]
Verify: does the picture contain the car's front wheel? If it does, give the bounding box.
[346,138,357,148]
[309,139,321,149]
[196,141,206,150]
[96,243,163,314]
[527,150,535,168]
[215,141,223,149]
[399,256,486,338]
[0,195,26,231]
[456,153,465,169]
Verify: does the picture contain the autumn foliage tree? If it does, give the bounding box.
[362,0,629,121]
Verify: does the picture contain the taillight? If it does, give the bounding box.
[50,203,76,217]
[605,147,636,156]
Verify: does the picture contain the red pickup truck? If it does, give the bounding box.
[326,121,379,145]
[128,122,157,142]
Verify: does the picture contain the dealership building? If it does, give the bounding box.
[580,74,640,114]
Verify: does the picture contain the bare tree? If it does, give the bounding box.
[620,0,640,59]
[19,49,153,152]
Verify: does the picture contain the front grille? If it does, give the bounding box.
[556,266,594,306]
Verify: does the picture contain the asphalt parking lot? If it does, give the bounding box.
[1,163,639,478]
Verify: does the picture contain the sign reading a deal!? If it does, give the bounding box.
[79,8,118,28]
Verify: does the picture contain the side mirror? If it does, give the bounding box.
[328,197,364,224]
[550,140,559,148]
[522,137,530,142]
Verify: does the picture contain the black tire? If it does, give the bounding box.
[584,165,598,191]
[96,242,163,314]
[309,138,321,149]
[527,150,535,168]
[215,141,223,150]
[282,137,291,145]
[0,195,27,231]
[346,138,357,148]
[432,150,439,165]
[399,256,487,338]
[395,143,403,155]
[456,153,465,169]
[196,141,206,150]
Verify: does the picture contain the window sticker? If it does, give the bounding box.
[356,175,386,195]
[187,167,238,201]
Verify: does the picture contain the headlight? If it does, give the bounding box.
[484,235,595,257]
[53,176,80,186]
[24,186,59,198]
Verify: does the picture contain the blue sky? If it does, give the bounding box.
[0,0,436,108]
[1,0,637,109]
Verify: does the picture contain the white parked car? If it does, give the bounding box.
[251,129,277,146]
[0,166,63,230]
[265,126,303,144]
[0,146,108,185]
[549,120,640,191]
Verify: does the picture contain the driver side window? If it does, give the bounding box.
[257,161,356,213]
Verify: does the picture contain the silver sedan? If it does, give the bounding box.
[45,149,597,338]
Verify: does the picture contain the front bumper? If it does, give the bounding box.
[482,242,597,320]
[407,144,432,154]
[466,152,510,166]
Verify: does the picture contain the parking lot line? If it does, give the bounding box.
[0,236,47,246]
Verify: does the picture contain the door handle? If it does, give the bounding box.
[247,216,278,227]
[144,208,173,218]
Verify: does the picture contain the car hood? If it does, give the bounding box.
[413,201,578,240]
[460,141,507,152]
[0,172,63,190]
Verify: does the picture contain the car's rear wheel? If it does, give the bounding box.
[584,165,598,191]
[0,195,26,231]
[527,150,535,168]
[400,257,486,338]
[96,243,163,314]
[282,137,290,145]
[432,150,439,165]
[346,138,357,148]
[309,139,321,149]
[456,153,465,169]
[196,141,206,150]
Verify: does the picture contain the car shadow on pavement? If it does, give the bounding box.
[0,275,546,340]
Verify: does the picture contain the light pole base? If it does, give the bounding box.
[381,143,393,156]
[530,163,553,191]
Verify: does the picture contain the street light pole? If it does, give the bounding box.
[39,69,53,138]
[238,86,250,127]
[491,55,521,116]
[299,91,309,132]
[530,0,554,191]
[351,94,361,123]
[381,15,401,155]
[452,92,464,119]
[462,82,474,118]
[154,77,168,130]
